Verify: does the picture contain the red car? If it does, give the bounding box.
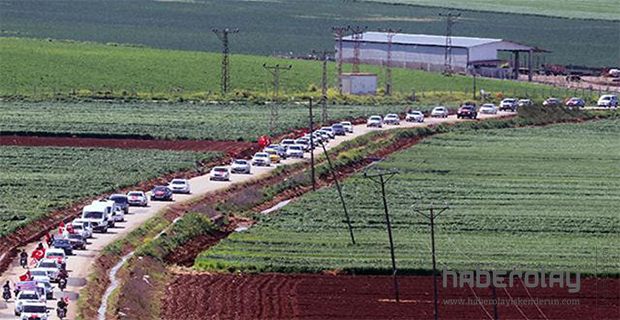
[457,103,477,119]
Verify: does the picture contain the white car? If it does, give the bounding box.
[499,98,518,111]
[405,111,424,122]
[479,103,498,114]
[19,302,48,320]
[127,191,149,207]
[597,94,618,108]
[44,248,67,265]
[14,290,43,316]
[169,178,191,194]
[71,220,93,239]
[252,152,271,166]
[518,99,533,107]
[230,159,251,174]
[366,115,383,128]
[294,138,311,151]
[319,127,335,139]
[91,199,122,225]
[209,167,231,181]
[431,106,449,118]
[315,130,331,142]
[286,145,304,158]
[340,121,354,133]
[383,114,400,125]
[280,139,296,150]
[35,259,61,282]
[31,276,54,300]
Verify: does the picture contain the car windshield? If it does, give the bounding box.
[73,225,83,230]
[53,240,70,246]
[234,160,247,165]
[282,140,294,144]
[128,192,142,197]
[109,196,127,203]
[370,116,381,120]
[83,211,103,219]
[214,168,228,172]
[38,262,56,268]
[19,293,39,300]
[23,305,47,313]
[154,187,168,191]
[290,146,301,150]
[341,122,351,125]
[171,180,185,185]
[434,108,445,111]
[332,124,343,129]
[30,270,46,276]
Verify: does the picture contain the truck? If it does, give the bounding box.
[81,203,110,233]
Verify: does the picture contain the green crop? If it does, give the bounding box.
[197,119,620,275]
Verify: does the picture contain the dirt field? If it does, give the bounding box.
[162,273,619,320]
[0,135,255,155]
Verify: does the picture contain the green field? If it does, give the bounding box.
[197,119,620,274]
[367,0,620,20]
[0,0,617,66]
[0,147,219,236]
[0,38,585,101]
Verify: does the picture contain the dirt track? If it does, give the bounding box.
[162,273,620,320]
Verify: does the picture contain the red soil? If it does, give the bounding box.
[0,135,256,156]
[162,273,620,320]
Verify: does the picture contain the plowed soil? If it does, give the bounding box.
[0,135,255,155]
[162,273,619,320]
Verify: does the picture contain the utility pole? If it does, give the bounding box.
[412,202,450,320]
[212,28,239,95]
[439,12,460,75]
[332,26,350,94]
[320,140,356,245]
[378,28,401,96]
[364,169,399,302]
[307,97,316,191]
[263,63,292,134]
[350,26,368,74]
[312,49,334,125]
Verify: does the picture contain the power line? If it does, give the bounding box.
[350,26,368,74]
[439,12,460,75]
[307,97,316,191]
[312,49,334,125]
[212,28,239,95]
[262,63,292,134]
[332,26,349,94]
[378,28,401,96]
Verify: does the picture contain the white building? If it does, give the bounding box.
[337,32,546,80]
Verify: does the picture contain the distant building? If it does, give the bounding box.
[337,32,547,80]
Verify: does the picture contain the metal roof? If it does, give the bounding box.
[341,32,538,51]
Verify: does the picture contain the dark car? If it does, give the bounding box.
[52,239,73,255]
[543,98,562,107]
[67,233,87,250]
[151,186,173,201]
[565,97,585,108]
[107,194,129,214]
[457,104,477,119]
[331,123,346,136]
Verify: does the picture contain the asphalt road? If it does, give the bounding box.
[0,112,508,319]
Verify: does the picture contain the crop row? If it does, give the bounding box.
[0,146,220,236]
[197,118,620,274]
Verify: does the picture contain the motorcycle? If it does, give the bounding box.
[20,255,28,268]
[57,306,67,319]
[2,287,10,302]
[58,277,67,291]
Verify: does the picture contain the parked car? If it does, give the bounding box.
[35,259,61,282]
[231,159,251,174]
[320,127,336,139]
[518,99,533,108]
[597,94,618,108]
[340,121,354,133]
[543,97,562,107]
[71,219,93,239]
[14,290,43,316]
[499,98,518,112]
[286,145,304,158]
[331,123,346,136]
[107,194,129,214]
[52,239,73,255]
[209,167,231,181]
[126,191,149,207]
[431,106,449,118]
[44,248,67,265]
[479,103,498,114]
[151,186,173,201]
[252,152,271,167]
[565,97,585,108]
[405,110,424,122]
[68,233,87,250]
[263,148,282,163]
[457,105,477,119]
[366,115,383,127]
[18,302,48,320]
[169,178,191,194]
[383,113,400,125]
[280,139,296,150]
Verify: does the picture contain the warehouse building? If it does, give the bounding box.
[337,32,547,81]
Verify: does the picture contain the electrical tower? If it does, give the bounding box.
[378,28,401,96]
[312,49,334,125]
[350,26,368,74]
[439,12,460,75]
[262,63,292,134]
[212,28,239,95]
[332,26,349,94]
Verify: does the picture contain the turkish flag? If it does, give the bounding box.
[31,249,44,260]
[258,135,271,148]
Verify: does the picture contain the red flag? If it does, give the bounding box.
[258,135,271,148]
[31,249,44,260]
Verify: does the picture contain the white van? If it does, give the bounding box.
[92,199,124,223]
[597,94,618,108]
[81,203,110,232]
